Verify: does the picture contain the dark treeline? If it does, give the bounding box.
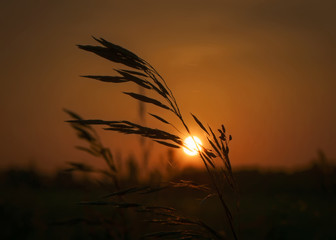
[1,161,335,194]
[1,160,335,240]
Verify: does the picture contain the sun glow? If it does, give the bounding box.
[183,136,202,156]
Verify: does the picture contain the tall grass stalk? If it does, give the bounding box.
[65,37,239,240]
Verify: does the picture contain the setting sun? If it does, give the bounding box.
[183,136,203,156]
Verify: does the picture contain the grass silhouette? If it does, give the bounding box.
[65,37,239,240]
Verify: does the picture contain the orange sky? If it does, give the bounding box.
[0,0,335,172]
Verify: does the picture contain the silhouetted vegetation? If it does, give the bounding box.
[1,160,335,239]
[64,37,238,239]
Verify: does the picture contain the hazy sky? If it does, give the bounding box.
[1,0,335,172]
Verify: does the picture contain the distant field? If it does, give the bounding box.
[1,166,335,239]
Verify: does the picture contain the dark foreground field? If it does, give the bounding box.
[1,164,335,240]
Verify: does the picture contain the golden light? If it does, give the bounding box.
[183,136,202,156]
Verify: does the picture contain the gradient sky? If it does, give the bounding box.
[1,0,335,172]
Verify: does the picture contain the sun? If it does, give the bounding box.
[183,136,203,156]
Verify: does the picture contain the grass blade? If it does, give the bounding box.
[149,113,169,124]
[154,140,181,149]
[123,92,171,110]
[191,113,209,135]
[82,75,128,83]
